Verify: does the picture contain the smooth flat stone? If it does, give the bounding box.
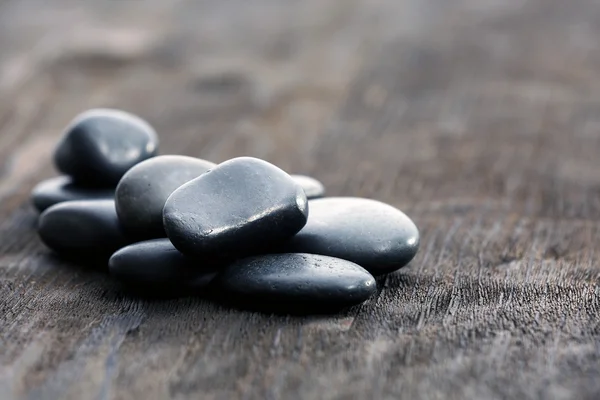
[54,108,159,186]
[109,239,219,295]
[163,157,308,258]
[38,200,130,259]
[282,197,419,275]
[291,175,325,199]
[31,176,114,212]
[216,253,376,310]
[115,155,216,239]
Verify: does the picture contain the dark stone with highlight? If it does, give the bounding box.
[282,197,419,275]
[217,253,376,311]
[54,108,159,186]
[163,157,308,258]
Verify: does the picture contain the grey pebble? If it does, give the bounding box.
[54,108,159,186]
[109,239,219,295]
[217,253,377,310]
[38,199,130,259]
[115,155,216,239]
[291,175,325,199]
[281,197,419,275]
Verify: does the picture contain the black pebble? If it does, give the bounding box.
[216,253,376,312]
[115,155,216,239]
[31,176,114,213]
[163,157,308,258]
[38,200,130,260]
[281,197,419,275]
[291,175,325,199]
[54,108,159,187]
[109,239,219,296]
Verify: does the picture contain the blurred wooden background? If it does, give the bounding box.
[1,0,600,399]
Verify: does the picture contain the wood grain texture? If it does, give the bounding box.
[1,0,600,399]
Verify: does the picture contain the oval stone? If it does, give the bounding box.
[38,200,130,259]
[282,197,419,275]
[115,155,216,239]
[31,176,115,213]
[291,175,325,199]
[54,108,159,186]
[109,239,219,295]
[163,157,308,258]
[216,253,376,310]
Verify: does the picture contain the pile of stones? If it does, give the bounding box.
[32,109,420,313]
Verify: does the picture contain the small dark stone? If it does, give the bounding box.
[31,176,114,213]
[54,108,159,187]
[216,253,376,312]
[291,175,325,199]
[115,155,216,239]
[163,157,308,258]
[38,200,130,259]
[108,239,219,296]
[281,197,419,275]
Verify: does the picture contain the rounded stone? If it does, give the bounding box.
[115,155,216,239]
[216,253,376,310]
[54,108,159,187]
[163,157,308,258]
[291,175,325,199]
[282,197,420,275]
[109,239,219,295]
[31,176,114,213]
[38,199,130,259]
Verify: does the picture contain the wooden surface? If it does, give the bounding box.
[1,0,600,399]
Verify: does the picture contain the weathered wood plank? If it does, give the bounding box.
[1,0,600,399]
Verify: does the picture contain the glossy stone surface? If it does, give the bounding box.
[109,239,219,295]
[217,253,376,309]
[31,176,115,213]
[115,155,216,239]
[291,175,325,199]
[282,197,419,275]
[38,200,130,258]
[54,108,159,186]
[163,157,308,258]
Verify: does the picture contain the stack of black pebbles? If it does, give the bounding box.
[32,109,420,313]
